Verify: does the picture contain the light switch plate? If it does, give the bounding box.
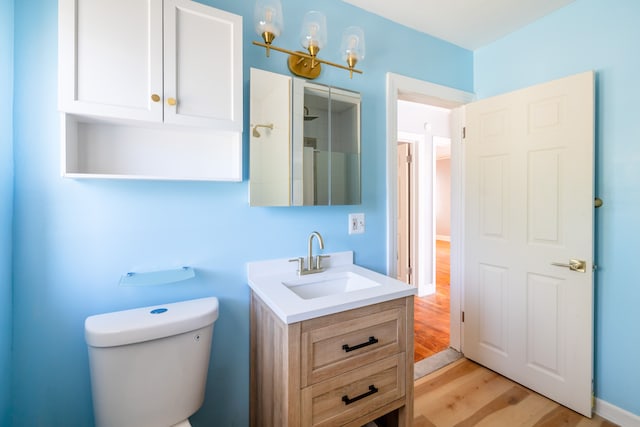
[348,213,365,234]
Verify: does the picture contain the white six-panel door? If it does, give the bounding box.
[463,71,595,416]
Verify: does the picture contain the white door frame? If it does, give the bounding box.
[397,132,432,298]
[386,73,475,351]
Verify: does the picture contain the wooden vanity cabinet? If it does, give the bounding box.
[250,293,414,427]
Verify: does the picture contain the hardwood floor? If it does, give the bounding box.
[414,358,618,427]
[414,240,451,362]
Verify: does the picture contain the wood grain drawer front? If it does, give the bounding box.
[301,303,406,386]
[301,353,405,427]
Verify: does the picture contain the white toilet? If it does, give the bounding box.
[85,297,219,427]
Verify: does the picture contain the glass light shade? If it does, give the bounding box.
[341,26,365,64]
[254,0,283,41]
[300,11,327,54]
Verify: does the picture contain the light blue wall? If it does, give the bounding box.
[0,0,14,425]
[10,0,472,425]
[475,0,640,417]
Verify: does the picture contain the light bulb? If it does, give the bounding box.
[300,11,327,56]
[341,26,365,67]
[254,0,283,45]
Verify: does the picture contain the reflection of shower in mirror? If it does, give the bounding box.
[303,106,318,121]
[252,123,274,138]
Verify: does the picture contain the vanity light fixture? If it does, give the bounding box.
[253,0,365,79]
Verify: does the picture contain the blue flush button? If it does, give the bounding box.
[150,308,168,314]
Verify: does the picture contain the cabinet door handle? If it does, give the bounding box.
[342,336,378,353]
[167,97,177,106]
[151,94,161,103]
[342,385,378,405]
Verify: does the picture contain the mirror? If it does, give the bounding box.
[250,68,361,206]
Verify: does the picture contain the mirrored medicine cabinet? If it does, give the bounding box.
[249,68,361,206]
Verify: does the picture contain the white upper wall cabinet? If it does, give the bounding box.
[58,0,243,181]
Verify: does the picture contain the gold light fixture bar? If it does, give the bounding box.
[253,41,363,79]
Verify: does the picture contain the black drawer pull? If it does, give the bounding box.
[342,336,378,352]
[342,385,378,405]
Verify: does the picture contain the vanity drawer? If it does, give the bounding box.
[300,299,407,387]
[301,353,405,427]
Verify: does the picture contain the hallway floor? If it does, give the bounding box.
[414,240,450,362]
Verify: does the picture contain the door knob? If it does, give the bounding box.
[167,97,177,106]
[151,94,161,103]
[551,259,587,273]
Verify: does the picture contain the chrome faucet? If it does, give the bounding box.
[307,231,324,272]
[289,231,330,276]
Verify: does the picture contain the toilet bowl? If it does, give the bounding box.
[85,297,219,427]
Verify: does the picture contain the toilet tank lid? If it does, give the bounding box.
[85,297,219,348]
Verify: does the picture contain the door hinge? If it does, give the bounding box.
[462,126,466,139]
[461,311,465,322]
[406,154,412,163]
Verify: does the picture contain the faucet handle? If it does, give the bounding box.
[315,254,331,271]
[289,257,304,275]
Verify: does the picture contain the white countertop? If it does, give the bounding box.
[246,251,417,324]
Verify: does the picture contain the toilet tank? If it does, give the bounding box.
[85,297,219,427]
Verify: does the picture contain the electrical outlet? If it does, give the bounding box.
[348,213,365,235]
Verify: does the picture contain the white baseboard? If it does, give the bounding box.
[595,398,640,426]
[436,234,451,242]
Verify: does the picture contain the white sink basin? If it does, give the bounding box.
[283,271,381,299]
[247,251,417,323]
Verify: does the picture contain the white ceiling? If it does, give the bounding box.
[341,0,575,50]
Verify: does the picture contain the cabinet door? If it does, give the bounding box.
[164,0,242,129]
[249,68,292,206]
[58,0,163,121]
